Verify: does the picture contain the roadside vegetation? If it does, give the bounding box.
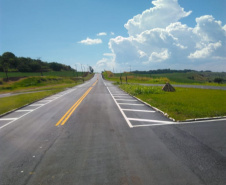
[118,84,226,121]
[102,70,226,86]
[0,52,95,115]
[0,89,65,115]
[0,73,94,115]
[103,70,226,121]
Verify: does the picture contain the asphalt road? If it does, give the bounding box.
[0,74,226,185]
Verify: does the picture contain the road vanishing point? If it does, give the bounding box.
[0,74,226,185]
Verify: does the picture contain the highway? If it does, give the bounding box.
[0,74,226,185]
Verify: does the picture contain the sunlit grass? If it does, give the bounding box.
[119,84,226,121]
[0,90,63,115]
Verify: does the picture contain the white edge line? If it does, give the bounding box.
[128,118,173,123]
[0,118,17,121]
[118,103,144,106]
[112,94,128,96]
[107,87,133,128]
[115,99,137,101]
[132,118,226,127]
[16,110,34,112]
[122,109,155,113]
[29,104,45,106]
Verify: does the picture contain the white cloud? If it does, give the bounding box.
[188,41,222,59]
[104,0,226,71]
[125,0,192,36]
[78,37,102,45]
[111,32,115,36]
[103,53,115,57]
[149,49,170,62]
[97,32,107,36]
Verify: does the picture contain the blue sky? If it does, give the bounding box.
[0,0,225,72]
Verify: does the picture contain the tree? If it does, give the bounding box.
[0,52,16,80]
[89,66,94,73]
[49,62,62,71]
[214,78,223,84]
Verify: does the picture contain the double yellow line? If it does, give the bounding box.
[55,79,98,126]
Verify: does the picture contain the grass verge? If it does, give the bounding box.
[0,73,95,115]
[0,89,64,115]
[118,84,226,121]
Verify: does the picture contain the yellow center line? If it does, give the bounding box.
[55,80,98,126]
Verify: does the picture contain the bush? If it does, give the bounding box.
[214,78,224,84]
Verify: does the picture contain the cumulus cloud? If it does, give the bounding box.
[94,53,116,72]
[78,37,102,45]
[125,0,192,36]
[97,32,107,36]
[106,0,226,71]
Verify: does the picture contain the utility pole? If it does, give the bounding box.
[75,64,78,77]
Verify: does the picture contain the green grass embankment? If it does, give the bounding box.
[0,73,94,115]
[0,89,65,115]
[118,84,226,121]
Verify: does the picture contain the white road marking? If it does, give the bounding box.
[132,118,226,127]
[181,118,226,124]
[122,109,155,113]
[128,118,173,124]
[118,103,144,106]
[112,94,128,96]
[16,110,34,112]
[115,99,137,101]
[107,87,133,128]
[29,104,45,106]
[38,100,51,103]
[0,118,18,121]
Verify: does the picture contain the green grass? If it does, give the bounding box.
[103,71,226,86]
[0,71,84,78]
[103,71,170,84]
[118,84,226,121]
[0,73,95,115]
[0,76,81,93]
[0,89,65,115]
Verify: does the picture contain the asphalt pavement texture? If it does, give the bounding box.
[0,74,226,185]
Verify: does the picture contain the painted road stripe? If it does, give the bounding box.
[132,118,226,127]
[0,118,17,121]
[107,87,133,128]
[29,104,45,106]
[128,118,173,124]
[115,99,137,101]
[113,94,128,95]
[118,103,144,106]
[122,109,155,113]
[38,100,51,103]
[55,80,98,126]
[114,97,131,98]
[16,110,34,112]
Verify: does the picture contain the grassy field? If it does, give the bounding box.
[0,89,65,115]
[103,71,226,86]
[0,71,85,78]
[103,71,170,84]
[118,84,226,121]
[0,73,94,115]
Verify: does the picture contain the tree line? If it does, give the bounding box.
[132,69,212,74]
[0,52,75,80]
